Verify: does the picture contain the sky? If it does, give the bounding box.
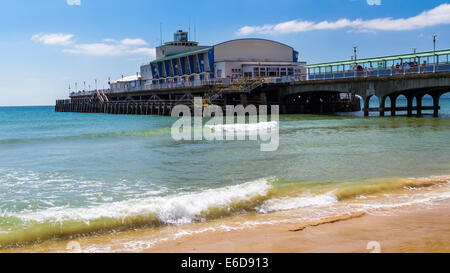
[0,0,449,106]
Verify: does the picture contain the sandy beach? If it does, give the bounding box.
[3,191,449,253]
[145,200,450,253]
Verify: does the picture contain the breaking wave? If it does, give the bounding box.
[1,175,449,249]
[206,121,278,133]
[0,179,274,248]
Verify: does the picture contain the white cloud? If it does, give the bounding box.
[63,43,124,56]
[237,4,450,35]
[128,48,156,56]
[367,0,381,6]
[31,33,75,45]
[103,38,118,43]
[67,0,81,6]
[62,41,155,58]
[121,38,148,46]
[32,32,155,58]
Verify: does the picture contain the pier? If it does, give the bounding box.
[56,38,450,117]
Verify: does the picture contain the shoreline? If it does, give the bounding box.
[3,196,449,253]
[146,199,450,253]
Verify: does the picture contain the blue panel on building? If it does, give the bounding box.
[197,54,204,72]
[180,57,186,75]
[293,50,299,63]
[164,60,171,77]
[207,48,214,72]
[157,62,163,78]
[150,63,158,78]
[172,59,178,76]
[188,55,195,74]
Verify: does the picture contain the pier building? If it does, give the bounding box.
[139,30,305,87]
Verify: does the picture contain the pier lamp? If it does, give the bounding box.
[433,34,437,63]
[413,48,417,54]
[433,34,437,52]
[353,46,358,63]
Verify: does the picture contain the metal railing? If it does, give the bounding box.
[307,62,450,81]
[69,63,450,97]
[70,76,302,97]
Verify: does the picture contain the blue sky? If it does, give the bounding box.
[0,0,449,106]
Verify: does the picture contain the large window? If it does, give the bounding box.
[268,67,278,77]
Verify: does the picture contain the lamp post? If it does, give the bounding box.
[353,46,358,64]
[432,34,438,64]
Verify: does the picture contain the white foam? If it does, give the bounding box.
[258,192,338,213]
[10,178,272,226]
[206,121,278,133]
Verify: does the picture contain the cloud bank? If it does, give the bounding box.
[367,0,381,6]
[31,33,156,58]
[237,4,450,35]
[67,0,81,6]
[31,33,75,45]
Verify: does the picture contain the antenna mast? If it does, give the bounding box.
[160,23,163,46]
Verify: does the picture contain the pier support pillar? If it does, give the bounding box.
[432,93,440,118]
[223,94,228,107]
[390,94,398,117]
[416,94,424,117]
[380,96,387,117]
[240,94,248,107]
[260,92,267,105]
[406,95,414,117]
[364,97,370,117]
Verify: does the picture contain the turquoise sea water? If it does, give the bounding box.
[0,98,450,248]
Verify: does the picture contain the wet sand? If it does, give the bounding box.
[147,200,450,253]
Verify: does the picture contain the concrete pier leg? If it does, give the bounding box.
[364,97,370,117]
[433,93,440,118]
[380,96,386,117]
[407,95,413,117]
[240,94,248,107]
[416,94,424,117]
[223,94,228,107]
[390,94,398,117]
[260,92,267,105]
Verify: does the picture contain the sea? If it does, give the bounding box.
[0,97,449,251]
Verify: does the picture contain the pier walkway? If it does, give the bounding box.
[57,49,450,117]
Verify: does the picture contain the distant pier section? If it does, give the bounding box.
[56,30,450,117]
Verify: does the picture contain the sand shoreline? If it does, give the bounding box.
[2,189,449,253]
[146,199,450,253]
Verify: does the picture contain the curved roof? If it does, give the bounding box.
[214,38,294,50]
[115,74,141,83]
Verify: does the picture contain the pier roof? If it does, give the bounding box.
[152,46,213,63]
[305,49,450,68]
